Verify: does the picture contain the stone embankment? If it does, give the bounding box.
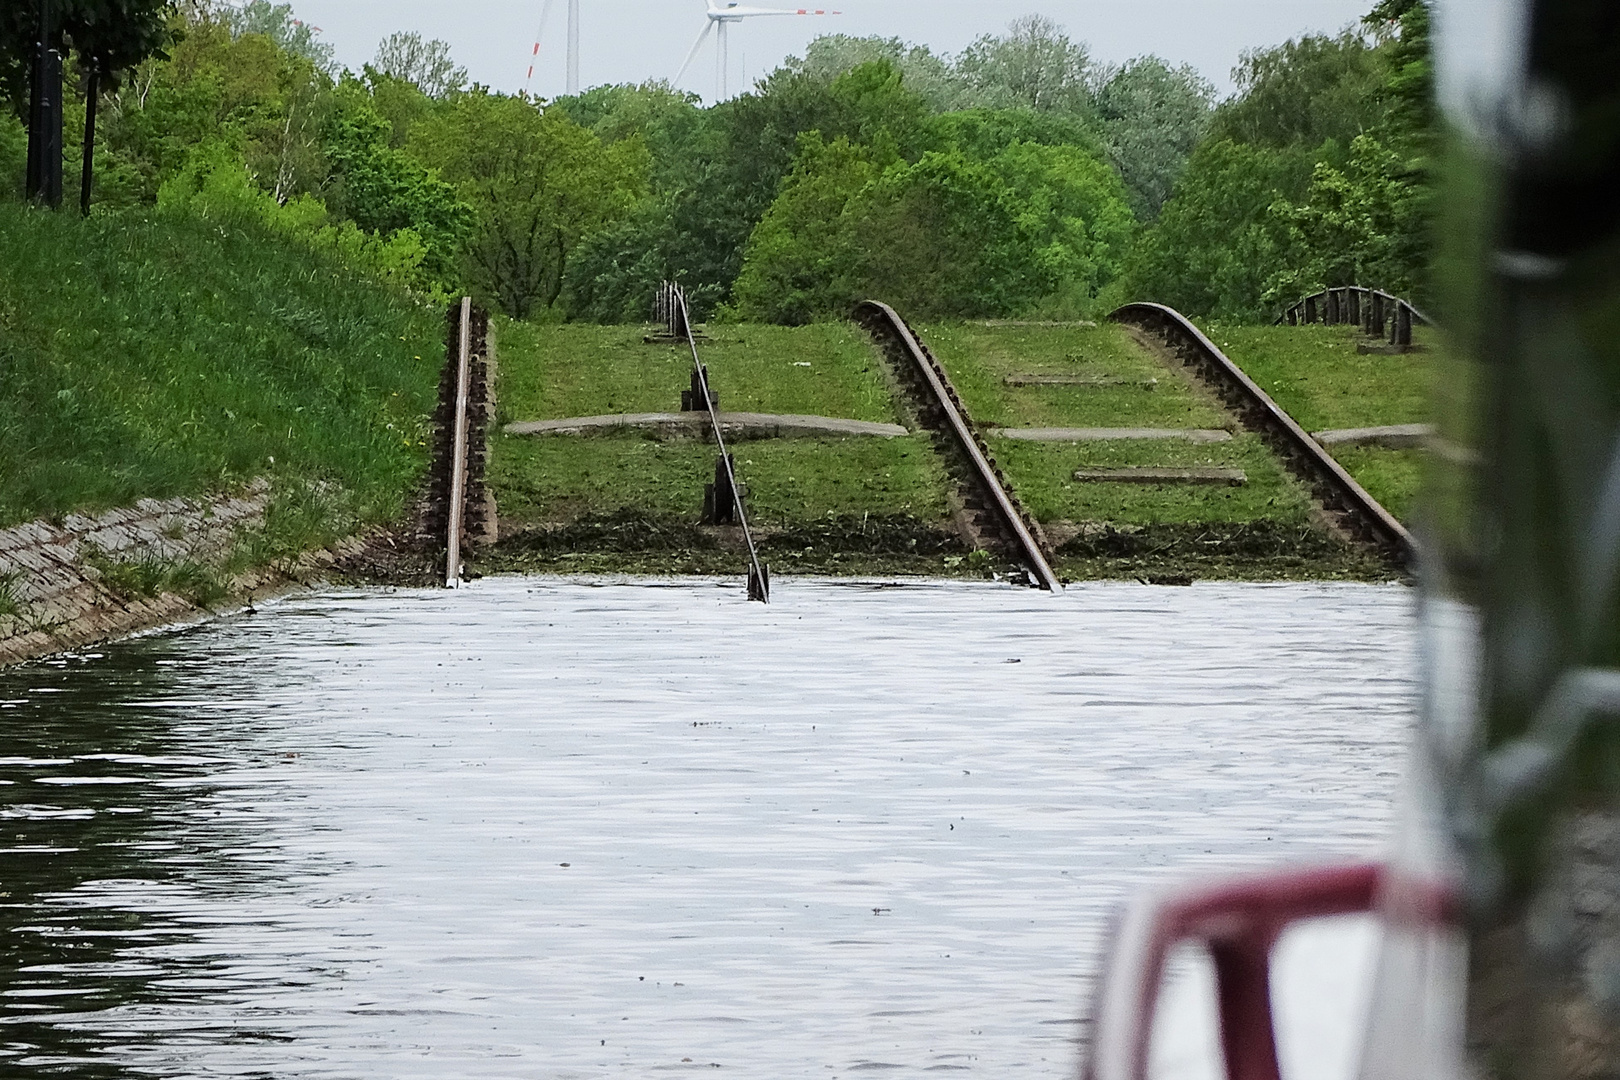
[0,481,358,666]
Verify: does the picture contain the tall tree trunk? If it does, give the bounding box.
[80,58,100,218]
[24,0,63,209]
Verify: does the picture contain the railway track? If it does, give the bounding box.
[854,300,1062,592]
[1111,302,1415,567]
[421,298,492,585]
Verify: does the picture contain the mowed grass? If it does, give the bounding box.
[914,321,1318,527]
[1202,323,1434,430]
[1201,323,1436,521]
[0,201,442,529]
[491,321,951,532]
[919,322,1229,429]
[496,321,903,425]
[994,435,1315,526]
[491,436,947,528]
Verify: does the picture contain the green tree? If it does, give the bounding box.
[730,133,887,324]
[1120,138,1316,319]
[1095,57,1214,219]
[1263,133,1428,304]
[323,79,474,286]
[732,131,1132,323]
[371,32,465,101]
[220,0,333,71]
[411,91,648,319]
[93,17,330,206]
[1209,31,1385,149]
[0,0,177,205]
[782,34,961,111]
[953,15,1097,117]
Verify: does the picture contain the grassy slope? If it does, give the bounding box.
[489,323,950,533]
[0,202,443,538]
[920,322,1317,528]
[1201,323,1433,520]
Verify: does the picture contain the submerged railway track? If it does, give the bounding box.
[855,301,1063,592]
[1111,302,1415,567]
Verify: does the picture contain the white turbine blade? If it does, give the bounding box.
[525,0,558,88]
[676,21,716,85]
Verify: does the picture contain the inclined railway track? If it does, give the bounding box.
[1112,302,1415,566]
[855,301,1062,592]
[423,298,492,585]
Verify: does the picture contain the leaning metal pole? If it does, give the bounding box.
[667,284,769,602]
[1418,1,1620,1075]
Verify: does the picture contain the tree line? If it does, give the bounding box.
[0,0,1432,325]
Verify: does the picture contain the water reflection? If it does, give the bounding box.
[1,578,1415,1078]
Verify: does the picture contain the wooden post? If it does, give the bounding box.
[79,57,98,217]
[1305,296,1318,323]
[445,297,473,588]
[1395,303,1412,349]
[1347,288,1361,327]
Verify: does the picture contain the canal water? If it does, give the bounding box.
[0,578,1415,1078]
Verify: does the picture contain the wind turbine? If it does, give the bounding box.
[675,1,840,102]
[525,0,582,96]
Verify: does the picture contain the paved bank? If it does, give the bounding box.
[0,482,360,666]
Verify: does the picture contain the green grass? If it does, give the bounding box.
[1199,324,1434,431]
[496,321,904,426]
[0,201,443,530]
[993,434,1316,526]
[908,321,1323,530]
[919,322,1230,429]
[1332,446,1425,521]
[1198,323,1436,521]
[492,433,948,529]
[490,320,952,537]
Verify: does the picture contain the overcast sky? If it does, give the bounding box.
[281,0,1377,104]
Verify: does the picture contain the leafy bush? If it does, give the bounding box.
[731,131,1133,322]
[156,140,439,295]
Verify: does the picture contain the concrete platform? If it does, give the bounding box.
[1073,467,1248,486]
[1312,423,1434,449]
[993,427,1232,444]
[504,412,909,441]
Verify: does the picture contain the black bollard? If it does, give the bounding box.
[703,454,738,525]
[681,366,719,412]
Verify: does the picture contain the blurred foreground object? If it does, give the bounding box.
[1080,0,1620,1077]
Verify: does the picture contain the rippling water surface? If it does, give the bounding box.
[0,577,1415,1078]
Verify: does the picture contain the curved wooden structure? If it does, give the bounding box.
[1112,302,1414,566]
[1275,286,1434,352]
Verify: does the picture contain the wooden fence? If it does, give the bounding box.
[1276,287,1434,351]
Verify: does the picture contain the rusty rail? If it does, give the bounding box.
[1276,286,1434,351]
[854,301,1062,592]
[1113,302,1414,566]
[423,299,491,584]
[660,282,770,603]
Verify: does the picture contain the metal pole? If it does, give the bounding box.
[717,20,728,100]
[566,0,580,94]
[445,297,474,588]
[671,283,769,602]
[79,57,98,218]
